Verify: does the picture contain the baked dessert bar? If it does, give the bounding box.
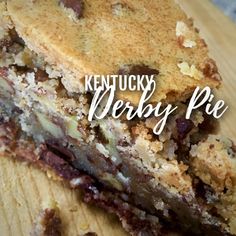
[0,0,236,235]
[0,113,177,236]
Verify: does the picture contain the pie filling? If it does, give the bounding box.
[1,13,236,236]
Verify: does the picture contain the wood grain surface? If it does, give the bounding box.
[0,1,236,235]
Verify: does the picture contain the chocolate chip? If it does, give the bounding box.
[199,113,219,135]
[14,65,32,75]
[83,233,97,236]
[60,0,84,18]
[118,64,159,76]
[209,144,214,149]
[176,117,194,140]
[35,69,49,82]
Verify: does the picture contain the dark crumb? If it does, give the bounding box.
[30,208,62,236]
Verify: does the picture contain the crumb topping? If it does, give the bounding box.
[190,135,236,193]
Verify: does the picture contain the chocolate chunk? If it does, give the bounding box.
[194,179,218,203]
[35,69,49,82]
[176,117,194,140]
[14,65,33,75]
[83,233,97,236]
[118,64,159,76]
[209,144,215,149]
[60,0,84,18]
[199,113,219,135]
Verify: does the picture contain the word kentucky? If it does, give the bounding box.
[85,75,154,91]
[85,75,228,135]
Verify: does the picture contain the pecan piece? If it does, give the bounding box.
[203,59,221,81]
[60,0,84,19]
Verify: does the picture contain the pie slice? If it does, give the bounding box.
[0,0,236,235]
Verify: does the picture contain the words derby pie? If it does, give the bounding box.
[85,75,228,135]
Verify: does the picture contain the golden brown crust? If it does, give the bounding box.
[7,0,220,105]
[190,136,236,193]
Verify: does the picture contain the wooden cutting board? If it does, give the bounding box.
[0,1,236,235]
